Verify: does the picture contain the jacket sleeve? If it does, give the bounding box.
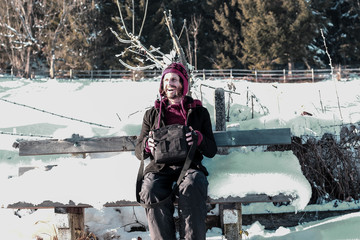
[135,110,152,160]
[197,107,217,158]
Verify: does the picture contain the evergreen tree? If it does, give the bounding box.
[207,0,244,69]
[239,0,281,69]
[311,0,360,66]
[58,1,98,70]
[33,0,109,72]
[238,0,317,70]
[88,0,120,69]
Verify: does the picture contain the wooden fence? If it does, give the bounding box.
[1,67,360,83]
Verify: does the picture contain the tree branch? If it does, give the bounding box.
[138,0,148,37]
[164,10,188,72]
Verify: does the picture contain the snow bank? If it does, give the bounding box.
[1,77,360,239]
[204,150,311,210]
[5,77,360,211]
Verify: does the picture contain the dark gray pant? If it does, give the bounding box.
[140,169,208,240]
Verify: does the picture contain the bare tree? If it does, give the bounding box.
[35,0,96,76]
[0,0,96,78]
[190,15,202,70]
[111,0,190,77]
[40,1,75,78]
[0,0,38,77]
[183,19,193,67]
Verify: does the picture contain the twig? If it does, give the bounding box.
[116,113,122,122]
[115,0,130,37]
[318,89,324,113]
[112,1,166,71]
[138,0,148,37]
[320,29,343,120]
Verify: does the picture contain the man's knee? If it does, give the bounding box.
[179,170,208,199]
[140,173,173,203]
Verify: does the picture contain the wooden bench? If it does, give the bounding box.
[7,88,296,239]
[9,127,293,240]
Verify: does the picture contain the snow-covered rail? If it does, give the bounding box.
[14,128,291,156]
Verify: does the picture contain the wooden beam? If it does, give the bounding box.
[6,194,294,209]
[213,128,291,147]
[209,193,294,204]
[17,135,138,156]
[15,128,291,156]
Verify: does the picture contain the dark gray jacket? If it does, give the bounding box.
[135,96,217,176]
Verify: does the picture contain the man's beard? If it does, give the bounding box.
[166,86,183,99]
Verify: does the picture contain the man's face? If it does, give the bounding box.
[163,72,183,100]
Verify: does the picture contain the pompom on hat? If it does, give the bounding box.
[160,62,189,96]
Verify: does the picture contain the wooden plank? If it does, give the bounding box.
[7,200,93,209]
[17,135,138,156]
[15,128,291,156]
[213,128,291,147]
[6,194,295,209]
[209,193,294,204]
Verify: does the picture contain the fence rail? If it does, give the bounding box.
[1,67,360,83]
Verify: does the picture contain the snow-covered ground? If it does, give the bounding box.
[1,76,360,239]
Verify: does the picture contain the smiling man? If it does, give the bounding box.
[163,72,183,102]
[135,62,217,240]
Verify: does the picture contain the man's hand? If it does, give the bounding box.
[147,131,156,156]
[186,126,197,146]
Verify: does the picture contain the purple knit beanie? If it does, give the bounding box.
[160,62,189,96]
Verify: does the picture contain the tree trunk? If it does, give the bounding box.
[50,51,55,79]
[25,47,31,79]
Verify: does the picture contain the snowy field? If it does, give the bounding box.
[0,76,360,239]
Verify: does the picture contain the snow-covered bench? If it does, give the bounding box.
[4,127,312,240]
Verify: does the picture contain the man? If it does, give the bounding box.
[135,62,217,240]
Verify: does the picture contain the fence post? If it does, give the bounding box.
[255,70,258,82]
[283,69,286,83]
[311,69,314,83]
[109,69,112,79]
[11,67,14,80]
[215,88,228,155]
[251,95,254,119]
[221,203,243,240]
[70,69,73,79]
[55,207,85,240]
[203,69,205,81]
[215,88,226,131]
